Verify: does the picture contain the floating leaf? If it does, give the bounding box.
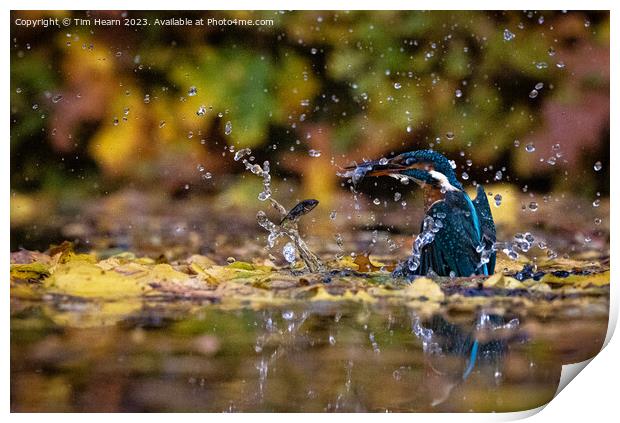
[540,271,609,288]
[10,263,50,280]
[483,273,526,290]
[44,260,151,299]
[404,277,445,301]
[310,286,377,304]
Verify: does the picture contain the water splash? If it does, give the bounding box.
[233,151,322,271]
[394,215,439,277]
[492,232,556,263]
[337,163,373,186]
[256,201,323,272]
[368,332,381,354]
[282,242,296,264]
[411,313,441,355]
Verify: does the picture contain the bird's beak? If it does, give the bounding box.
[341,154,426,178]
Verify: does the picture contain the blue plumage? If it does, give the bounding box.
[343,149,496,278]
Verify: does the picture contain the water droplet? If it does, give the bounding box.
[513,139,520,147]
[329,335,336,345]
[406,125,412,133]
[528,201,539,211]
[462,172,469,180]
[283,242,296,263]
[379,157,389,165]
[594,217,602,225]
[529,90,538,99]
[393,82,401,90]
[394,192,402,201]
[535,62,548,69]
[455,89,463,98]
[202,172,212,180]
[503,248,519,260]
[112,117,119,126]
[143,94,151,104]
[234,148,251,161]
[15,88,22,94]
[310,47,318,55]
[224,121,232,135]
[556,61,566,69]
[494,194,502,207]
[159,120,166,128]
[445,131,454,140]
[535,82,544,90]
[494,171,502,181]
[329,210,337,220]
[226,257,236,264]
[51,94,63,103]
[188,86,198,96]
[593,199,600,208]
[503,29,516,41]
[593,161,602,171]
[525,143,536,153]
[308,149,321,157]
[196,105,207,116]
[282,310,295,320]
[373,198,381,205]
[547,47,556,56]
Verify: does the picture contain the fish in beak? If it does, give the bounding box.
[338,154,431,186]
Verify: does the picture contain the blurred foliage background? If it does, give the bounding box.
[10,10,609,252]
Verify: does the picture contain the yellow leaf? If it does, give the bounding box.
[335,256,359,271]
[310,286,377,303]
[10,263,50,280]
[404,277,445,301]
[44,261,151,299]
[540,271,610,288]
[483,273,526,289]
[227,261,256,271]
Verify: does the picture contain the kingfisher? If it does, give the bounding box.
[341,149,496,278]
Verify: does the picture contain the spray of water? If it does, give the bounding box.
[235,148,323,272]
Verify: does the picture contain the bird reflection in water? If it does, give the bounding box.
[411,311,523,407]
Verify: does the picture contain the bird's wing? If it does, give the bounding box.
[472,184,497,273]
[419,193,486,277]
